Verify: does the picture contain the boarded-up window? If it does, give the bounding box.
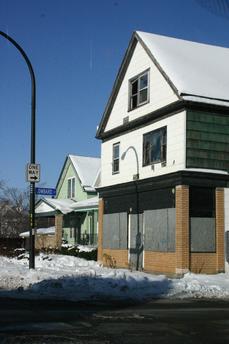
[190,218,215,252]
[189,187,216,252]
[144,208,175,252]
[103,213,127,249]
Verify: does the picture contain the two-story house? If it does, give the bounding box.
[35,154,101,249]
[96,31,229,275]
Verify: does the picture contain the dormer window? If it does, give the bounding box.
[129,70,149,111]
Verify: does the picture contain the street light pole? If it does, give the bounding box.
[0,31,36,269]
[121,146,141,271]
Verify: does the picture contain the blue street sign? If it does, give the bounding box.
[35,187,56,196]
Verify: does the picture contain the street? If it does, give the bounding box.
[0,298,229,343]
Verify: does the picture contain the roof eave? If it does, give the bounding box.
[96,32,138,139]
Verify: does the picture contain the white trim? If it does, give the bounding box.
[67,177,76,199]
[128,213,131,264]
[142,212,145,269]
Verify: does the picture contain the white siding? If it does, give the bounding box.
[225,188,229,273]
[104,41,179,132]
[101,111,186,187]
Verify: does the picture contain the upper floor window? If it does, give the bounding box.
[112,143,120,174]
[129,70,149,111]
[143,127,167,166]
[67,177,75,198]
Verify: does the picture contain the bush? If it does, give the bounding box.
[0,238,24,257]
[60,245,97,261]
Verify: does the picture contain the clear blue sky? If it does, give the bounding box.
[0,0,229,190]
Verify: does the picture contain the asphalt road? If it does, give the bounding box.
[0,298,229,343]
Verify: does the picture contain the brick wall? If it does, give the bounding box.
[190,253,217,274]
[216,188,225,272]
[175,185,189,274]
[55,213,63,250]
[35,213,63,251]
[144,252,176,274]
[102,249,128,268]
[35,235,56,250]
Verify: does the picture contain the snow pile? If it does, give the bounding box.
[170,273,229,299]
[61,244,97,252]
[77,245,97,253]
[0,254,229,301]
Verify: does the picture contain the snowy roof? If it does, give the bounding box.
[96,31,229,138]
[20,226,55,238]
[36,198,75,215]
[136,31,229,103]
[36,196,98,215]
[69,155,101,190]
[71,196,98,212]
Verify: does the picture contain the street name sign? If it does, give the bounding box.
[35,187,56,196]
[26,163,40,182]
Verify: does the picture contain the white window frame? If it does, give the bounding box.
[112,142,120,174]
[67,177,75,198]
[129,69,149,111]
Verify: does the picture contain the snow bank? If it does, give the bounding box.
[0,254,229,302]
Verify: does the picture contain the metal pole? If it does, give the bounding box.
[121,146,140,270]
[0,31,36,269]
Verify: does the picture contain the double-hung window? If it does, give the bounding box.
[129,70,149,110]
[67,177,75,198]
[143,127,167,166]
[112,143,120,174]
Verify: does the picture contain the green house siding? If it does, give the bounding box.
[57,163,86,201]
[62,211,98,245]
[186,111,229,171]
[55,157,99,245]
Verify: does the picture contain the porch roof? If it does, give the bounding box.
[20,226,55,238]
[71,196,99,212]
[36,196,98,216]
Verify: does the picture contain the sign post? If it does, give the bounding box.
[26,163,40,270]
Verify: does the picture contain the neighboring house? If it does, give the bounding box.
[35,155,100,249]
[96,31,229,275]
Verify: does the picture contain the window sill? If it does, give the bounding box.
[112,171,120,175]
[142,160,166,168]
[128,99,149,113]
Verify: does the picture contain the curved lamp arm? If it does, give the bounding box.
[0,31,36,163]
[0,31,36,269]
[121,145,139,179]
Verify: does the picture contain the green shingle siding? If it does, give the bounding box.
[186,111,229,172]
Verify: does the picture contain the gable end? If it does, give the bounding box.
[96,32,181,139]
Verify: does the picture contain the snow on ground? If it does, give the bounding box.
[0,254,229,302]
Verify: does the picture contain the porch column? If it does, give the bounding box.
[175,185,190,274]
[55,213,63,250]
[97,198,104,262]
[216,188,225,272]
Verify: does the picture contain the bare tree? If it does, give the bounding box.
[0,181,29,238]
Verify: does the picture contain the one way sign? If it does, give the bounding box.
[26,163,40,182]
